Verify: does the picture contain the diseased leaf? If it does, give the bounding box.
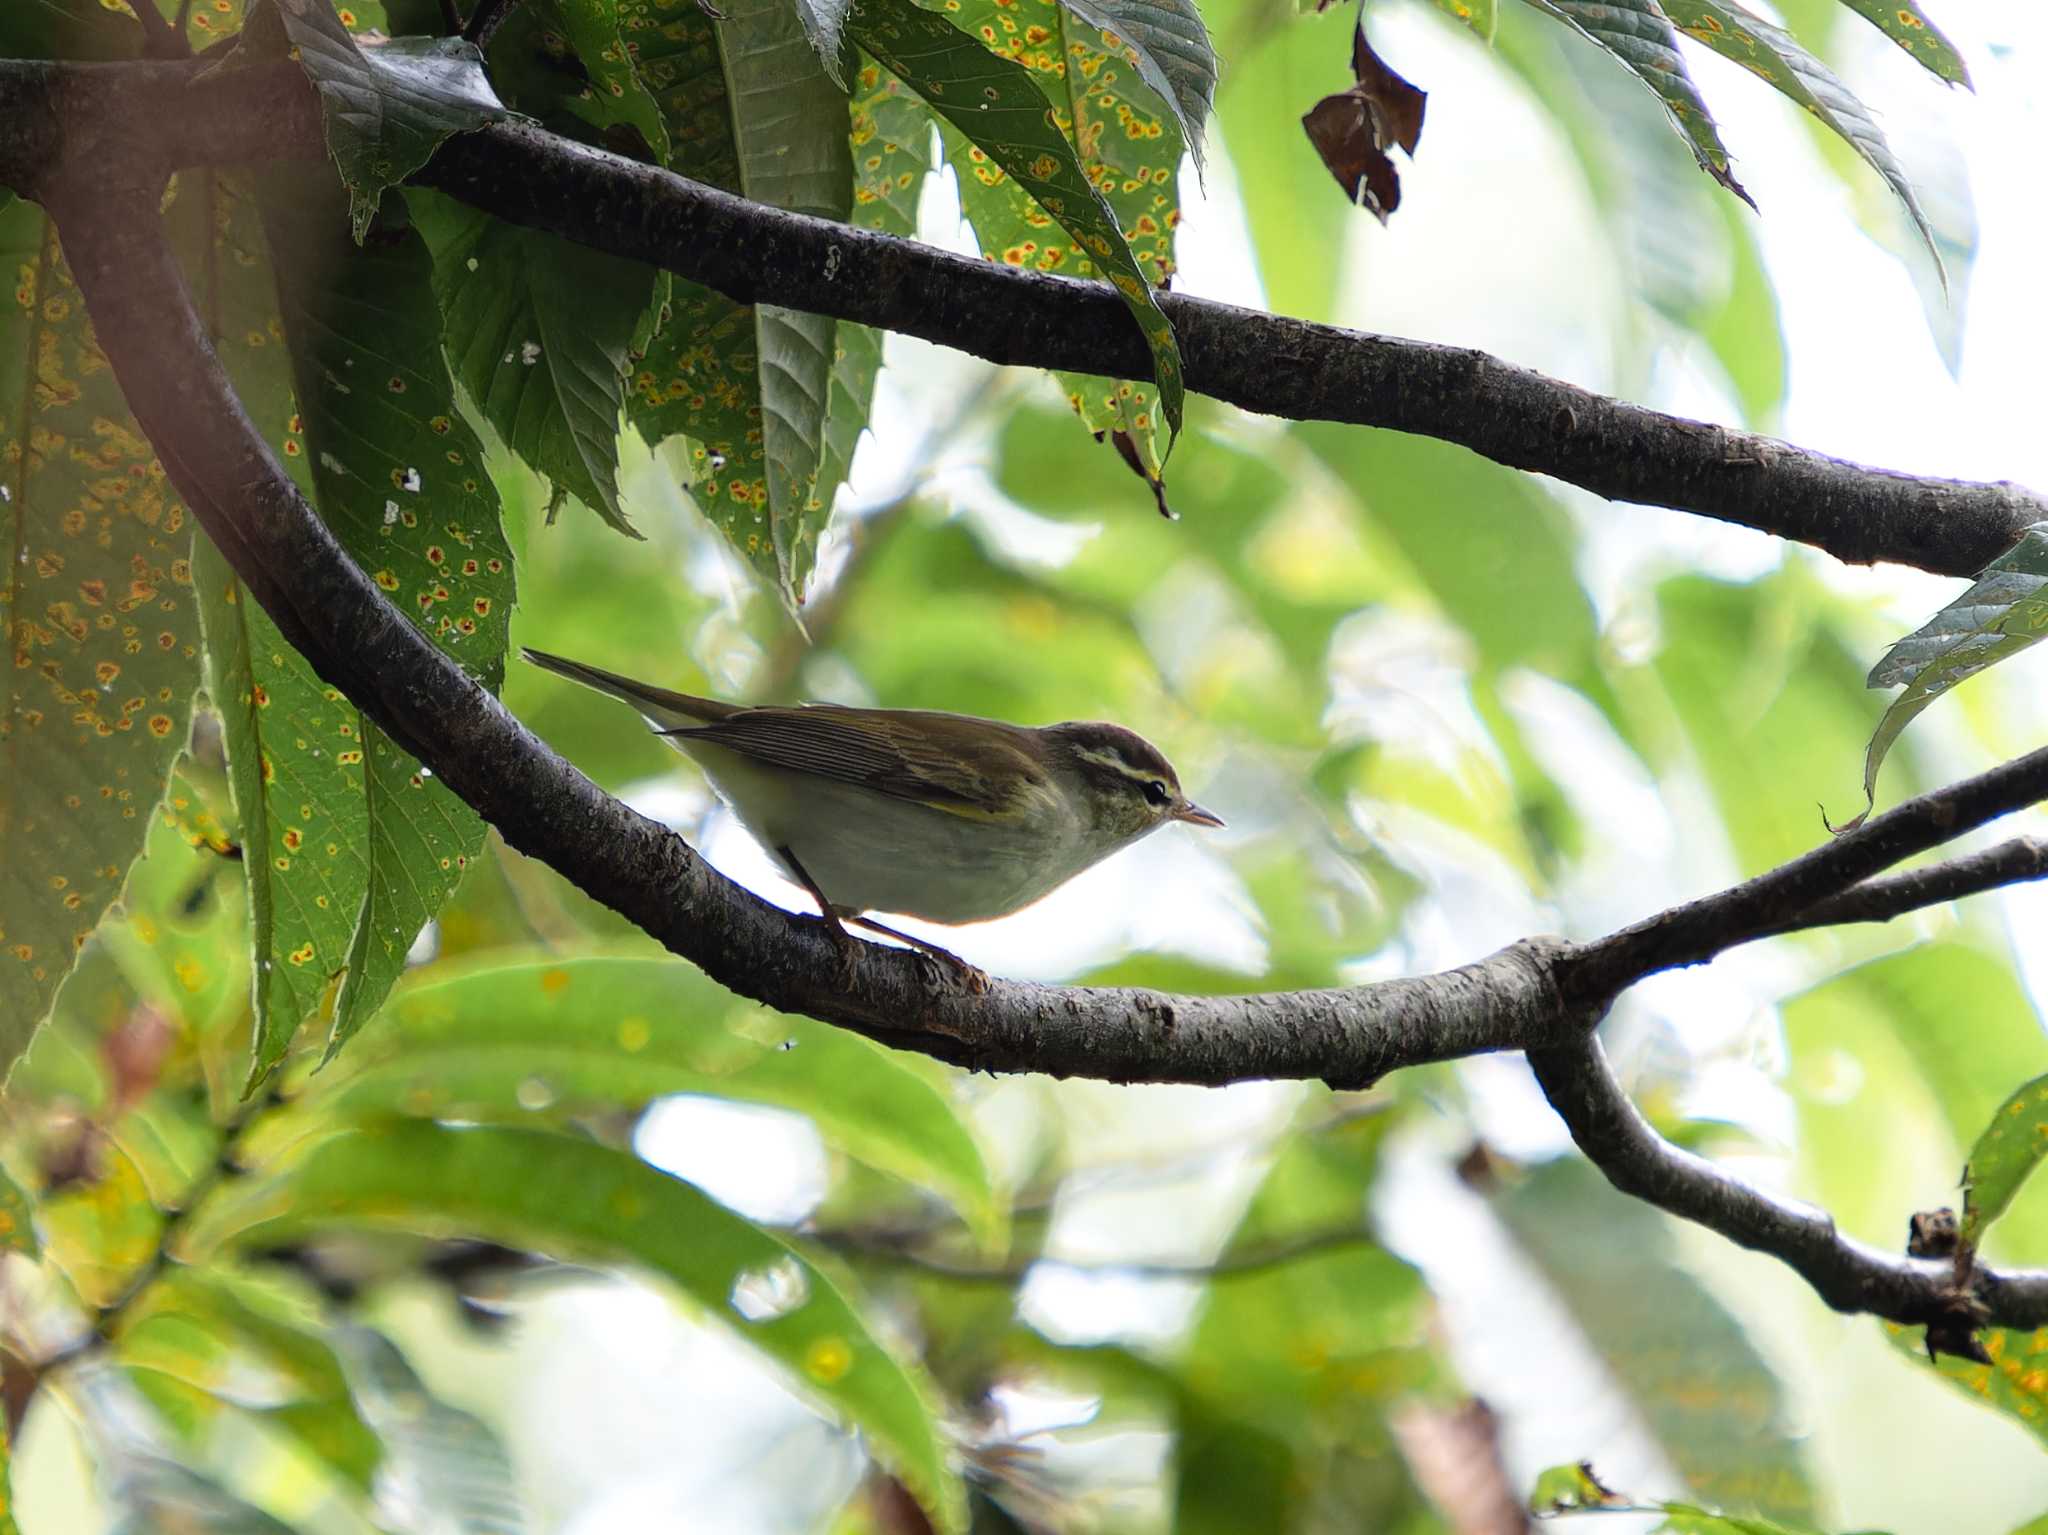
[272,0,511,240]
[189,181,511,1083]
[184,1122,968,1534]
[791,0,854,85]
[620,0,853,602]
[1,200,203,1062]
[1835,0,1968,88]
[1301,18,1425,223]
[1889,1314,2048,1450]
[850,0,1184,440]
[1515,0,1751,207]
[485,0,673,156]
[918,0,1184,493]
[426,207,656,536]
[1053,0,1218,171]
[1857,523,2048,812]
[261,201,513,1064]
[1960,1072,2048,1251]
[1659,0,1935,263]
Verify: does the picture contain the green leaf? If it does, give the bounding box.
[189,182,512,1082]
[264,202,513,1064]
[0,0,139,58]
[620,0,855,602]
[1515,0,1751,206]
[930,0,1184,487]
[1887,1317,2048,1454]
[1860,523,2048,809]
[117,1270,383,1493]
[848,0,1184,438]
[280,953,1004,1247]
[1053,0,1218,172]
[425,204,657,536]
[1960,1073,2048,1250]
[185,1121,967,1534]
[1658,0,1936,264]
[272,0,512,241]
[0,200,203,1064]
[0,1161,37,1260]
[484,0,672,155]
[1834,0,1968,88]
[1498,1158,1820,1523]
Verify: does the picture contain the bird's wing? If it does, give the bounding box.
[672,708,1047,818]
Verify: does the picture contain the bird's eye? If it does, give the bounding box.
[1143,780,1170,807]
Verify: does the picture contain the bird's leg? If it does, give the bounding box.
[845,916,990,995]
[776,846,864,984]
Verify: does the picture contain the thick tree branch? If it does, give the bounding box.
[1527,1035,2048,1329]
[25,63,2048,1337]
[0,56,2040,578]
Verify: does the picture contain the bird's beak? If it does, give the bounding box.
[1174,801,1225,829]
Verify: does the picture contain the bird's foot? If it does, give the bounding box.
[848,916,989,994]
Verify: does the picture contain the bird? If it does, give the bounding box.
[521,647,1223,986]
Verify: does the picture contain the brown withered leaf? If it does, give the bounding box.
[1302,22,1426,223]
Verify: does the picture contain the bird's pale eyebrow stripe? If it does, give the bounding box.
[1072,745,1162,783]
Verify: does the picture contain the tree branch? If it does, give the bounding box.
[1526,1035,2048,1330]
[1759,837,2048,936]
[0,56,2039,578]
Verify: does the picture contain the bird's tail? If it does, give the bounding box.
[519,647,740,731]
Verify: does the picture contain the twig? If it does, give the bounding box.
[1525,1034,2040,1329]
[1760,837,2048,936]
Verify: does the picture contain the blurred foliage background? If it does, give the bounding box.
[4,0,2048,1528]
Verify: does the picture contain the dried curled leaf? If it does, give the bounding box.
[1302,20,1425,222]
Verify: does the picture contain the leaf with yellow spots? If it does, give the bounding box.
[183,1121,969,1534]
[417,196,657,537]
[1833,0,1968,89]
[1959,1070,2048,1253]
[1889,1317,2048,1451]
[927,0,1183,496]
[815,63,932,516]
[0,199,204,1073]
[260,953,1005,1248]
[184,176,511,1085]
[271,0,511,241]
[262,188,514,1066]
[1050,0,1216,172]
[1518,0,1751,208]
[481,0,673,159]
[1657,0,1937,264]
[849,0,1185,449]
[621,0,856,605]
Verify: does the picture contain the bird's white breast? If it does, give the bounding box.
[681,741,1107,923]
